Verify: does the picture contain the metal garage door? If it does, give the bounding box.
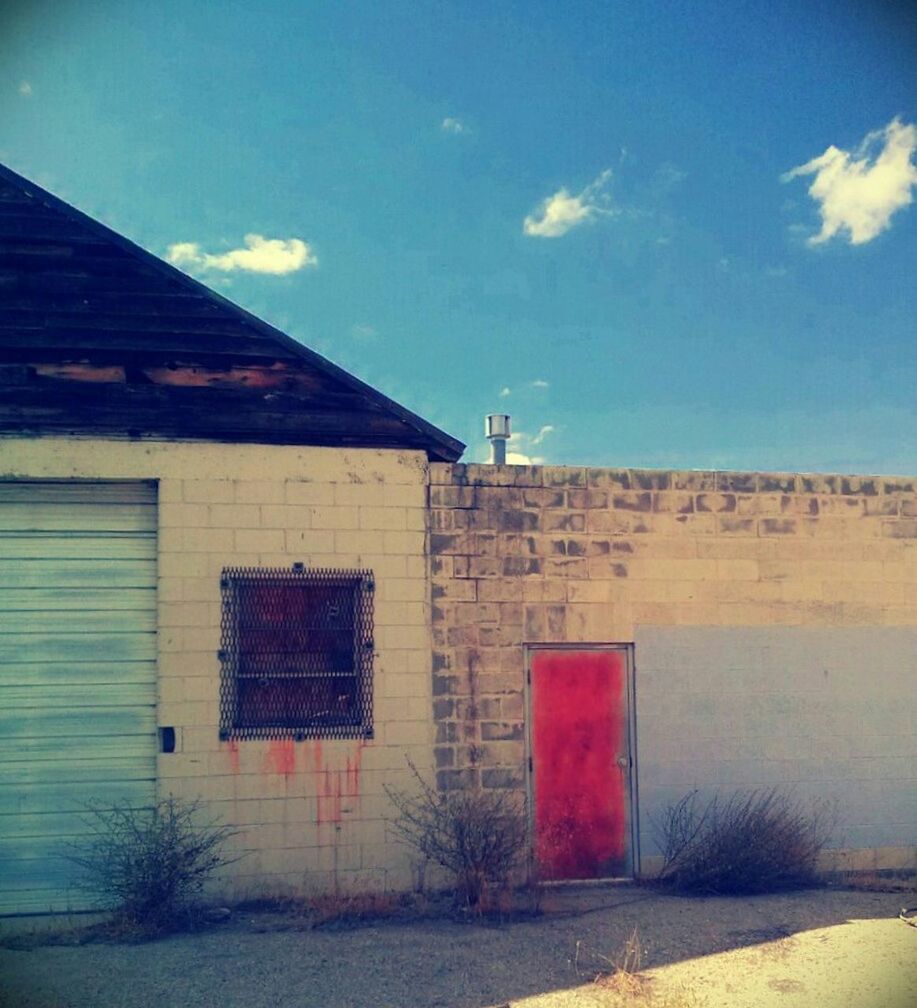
[0,481,157,915]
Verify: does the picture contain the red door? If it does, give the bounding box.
[529,648,632,880]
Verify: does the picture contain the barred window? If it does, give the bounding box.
[218,566,374,741]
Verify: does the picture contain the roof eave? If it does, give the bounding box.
[0,162,466,463]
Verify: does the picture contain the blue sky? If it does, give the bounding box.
[2,0,916,473]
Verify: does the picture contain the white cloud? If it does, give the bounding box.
[478,423,554,465]
[499,386,512,398]
[18,81,32,97]
[782,117,917,246]
[498,426,554,464]
[166,234,317,275]
[351,323,377,340]
[523,169,614,238]
[532,379,549,389]
[652,163,687,193]
[441,117,465,134]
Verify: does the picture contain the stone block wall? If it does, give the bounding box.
[428,462,917,866]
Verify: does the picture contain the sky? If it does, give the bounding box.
[1,0,916,474]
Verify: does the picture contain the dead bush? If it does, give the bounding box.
[65,796,238,937]
[654,788,832,895]
[385,763,527,911]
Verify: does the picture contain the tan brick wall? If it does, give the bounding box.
[0,438,432,898]
[428,462,917,869]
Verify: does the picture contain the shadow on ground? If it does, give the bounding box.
[1,885,914,1008]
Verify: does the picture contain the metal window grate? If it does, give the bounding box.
[219,566,374,741]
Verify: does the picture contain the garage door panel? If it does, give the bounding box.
[0,631,156,663]
[0,482,156,506]
[0,588,155,611]
[0,558,156,587]
[0,755,154,787]
[0,502,157,533]
[0,660,155,688]
[0,481,158,915]
[0,706,156,738]
[0,681,157,708]
[0,534,155,560]
[0,890,97,915]
[0,732,155,764]
[0,809,119,839]
[1,608,157,634]
[0,778,156,816]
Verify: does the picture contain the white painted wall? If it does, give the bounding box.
[635,626,917,872]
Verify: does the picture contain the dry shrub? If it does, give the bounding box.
[385,763,527,911]
[308,889,402,927]
[655,788,831,895]
[65,797,238,937]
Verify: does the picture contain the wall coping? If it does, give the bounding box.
[429,463,915,496]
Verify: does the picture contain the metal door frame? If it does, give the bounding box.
[523,642,639,882]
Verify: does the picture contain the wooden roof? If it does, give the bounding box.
[0,163,464,461]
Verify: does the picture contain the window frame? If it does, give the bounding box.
[218,565,374,741]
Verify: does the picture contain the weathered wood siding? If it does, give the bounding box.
[0,166,462,459]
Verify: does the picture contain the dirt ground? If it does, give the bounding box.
[1,885,914,1008]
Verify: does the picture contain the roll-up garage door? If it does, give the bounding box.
[0,481,157,915]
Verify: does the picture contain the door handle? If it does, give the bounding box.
[616,756,628,769]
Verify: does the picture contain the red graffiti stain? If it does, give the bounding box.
[315,740,367,825]
[532,650,627,880]
[304,737,322,774]
[225,739,241,774]
[319,766,343,824]
[344,745,364,797]
[265,738,296,777]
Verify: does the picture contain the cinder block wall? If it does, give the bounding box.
[428,463,917,870]
[4,438,433,898]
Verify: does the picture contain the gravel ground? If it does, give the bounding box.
[1,886,914,1008]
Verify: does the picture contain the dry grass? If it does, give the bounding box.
[835,870,917,893]
[233,887,414,928]
[576,928,708,1007]
[578,928,650,997]
[307,889,403,926]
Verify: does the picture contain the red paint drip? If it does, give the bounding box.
[345,744,364,797]
[266,738,296,777]
[318,767,343,824]
[532,650,627,880]
[315,741,365,825]
[225,739,241,774]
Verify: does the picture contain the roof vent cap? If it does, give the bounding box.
[485,414,510,464]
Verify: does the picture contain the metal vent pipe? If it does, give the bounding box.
[485,414,510,464]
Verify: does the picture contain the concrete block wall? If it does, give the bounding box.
[428,462,917,869]
[3,438,434,898]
